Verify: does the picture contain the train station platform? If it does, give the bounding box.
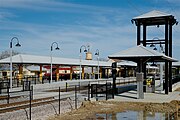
[110,82,180,103]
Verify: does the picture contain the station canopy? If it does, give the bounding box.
[172,62,180,67]
[0,54,112,67]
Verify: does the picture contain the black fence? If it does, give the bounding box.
[172,75,180,84]
[0,85,81,120]
[89,82,113,101]
[0,81,10,94]
[0,77,138,119]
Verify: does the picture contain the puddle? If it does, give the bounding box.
[96,110,178,120]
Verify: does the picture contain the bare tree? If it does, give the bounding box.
[0,50,20,69]
[0,50,19,60]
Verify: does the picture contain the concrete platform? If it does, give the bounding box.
[110,82,180,103]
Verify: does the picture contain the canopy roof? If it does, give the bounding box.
[26,65,47,71]
[172,62,180,67]
[108,45,177,63]
[133,10,171,19]
[0,54,111,67]
[132,10,177,26]
[117,60,137,67]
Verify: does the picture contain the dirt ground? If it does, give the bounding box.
[48,100,179,120]
[48,87,180,120]
[175,87,180,91]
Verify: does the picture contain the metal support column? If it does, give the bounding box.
[82,66,84,79]
[137,60,144,99]
[39,65,42,81]
[165,19,169,94]
[70,66,73,80]
[143,24,147,80]
[137,21,141,45]
[169,22,172,92]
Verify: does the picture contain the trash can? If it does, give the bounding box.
[146,76,155,93]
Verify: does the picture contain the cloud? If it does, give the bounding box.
[0,11,16,20]
[0,17,137,59]
[0,0,117,15]
[0,0,180,60]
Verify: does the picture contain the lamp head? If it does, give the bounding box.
[151,63,157,67]
[153,47,157,51]
[150,43,155,47]
[55,47,60,50]
[15,43,21,47]
[84,49,87,52]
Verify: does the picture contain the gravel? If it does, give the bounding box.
[0,98,82,120]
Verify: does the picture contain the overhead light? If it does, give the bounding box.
[151,63,157,67]
[131,20,134,24]
[153,47,157,50]
[15,43,21,47]
[176,21,178,25]
[150,43,155,47]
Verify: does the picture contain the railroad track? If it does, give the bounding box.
[0,97,69,114]
[0,95,21,100]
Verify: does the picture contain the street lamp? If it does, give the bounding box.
[10,37,21,90]
[79,45,87,80]
[95,49,99,79]
[50,42,60,83]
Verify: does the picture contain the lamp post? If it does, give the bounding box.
[10,37,21,90]
[50,42,60,83]
[79,45,87,80]
[95,49,99,79]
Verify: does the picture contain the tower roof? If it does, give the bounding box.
[132,10,177,26]
[133,10,171,19]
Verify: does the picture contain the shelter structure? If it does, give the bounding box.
[0,54,112,81]
[117,60,137,77]
[172,62,180,75]
[132,10,178,94]
[109,45,177,98]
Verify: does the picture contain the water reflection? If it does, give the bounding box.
[96,110,178,120]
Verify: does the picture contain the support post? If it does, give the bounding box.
[137,21,141,45]
[112,62,117,98]
[91,67,94,79]
[70,66,73,80]
[137,60,144,99]
[82,66,84,79]
[56,65,59,81]
[165,19,169,94]
[99,67,102,79]
[59,87,60,114]
[29,86,32,120]
[136,72,144,99]
[19,64,23,85]
[143,24,146,47]
[7,86,10,104]
[143,25,147,81]
[169,22,172,92]
[88,84,90,101]
[75,85,77,109]
[39,65,42,81]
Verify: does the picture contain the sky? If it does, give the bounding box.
[0,0,180,60]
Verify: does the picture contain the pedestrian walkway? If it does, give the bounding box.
[110,82,180,103]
